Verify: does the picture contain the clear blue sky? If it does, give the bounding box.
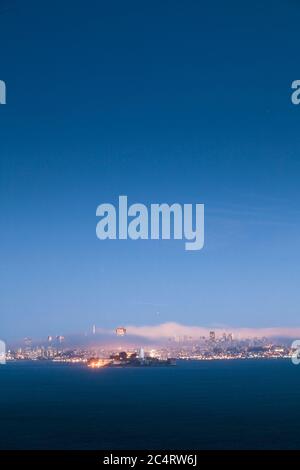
[1,0,300,339]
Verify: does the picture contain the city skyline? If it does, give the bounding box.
[6,322,293,365]
[6,321,300,348]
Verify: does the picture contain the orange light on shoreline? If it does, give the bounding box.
[87,358,111,368]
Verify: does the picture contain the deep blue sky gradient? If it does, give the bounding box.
[1,0,300,339]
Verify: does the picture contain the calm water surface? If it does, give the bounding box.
[0,359,299,449]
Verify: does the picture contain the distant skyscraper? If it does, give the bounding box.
[92,325,96,335]
[24,337,32,355]
[24,337,32,348]
[209,331,216,341]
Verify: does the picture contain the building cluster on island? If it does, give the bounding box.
[87,349,176,368]
[5,329,292,365]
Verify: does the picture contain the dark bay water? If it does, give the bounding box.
[0,359,299,449]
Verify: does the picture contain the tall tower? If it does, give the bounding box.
[92,324,96,335]
[139,348,145,360]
